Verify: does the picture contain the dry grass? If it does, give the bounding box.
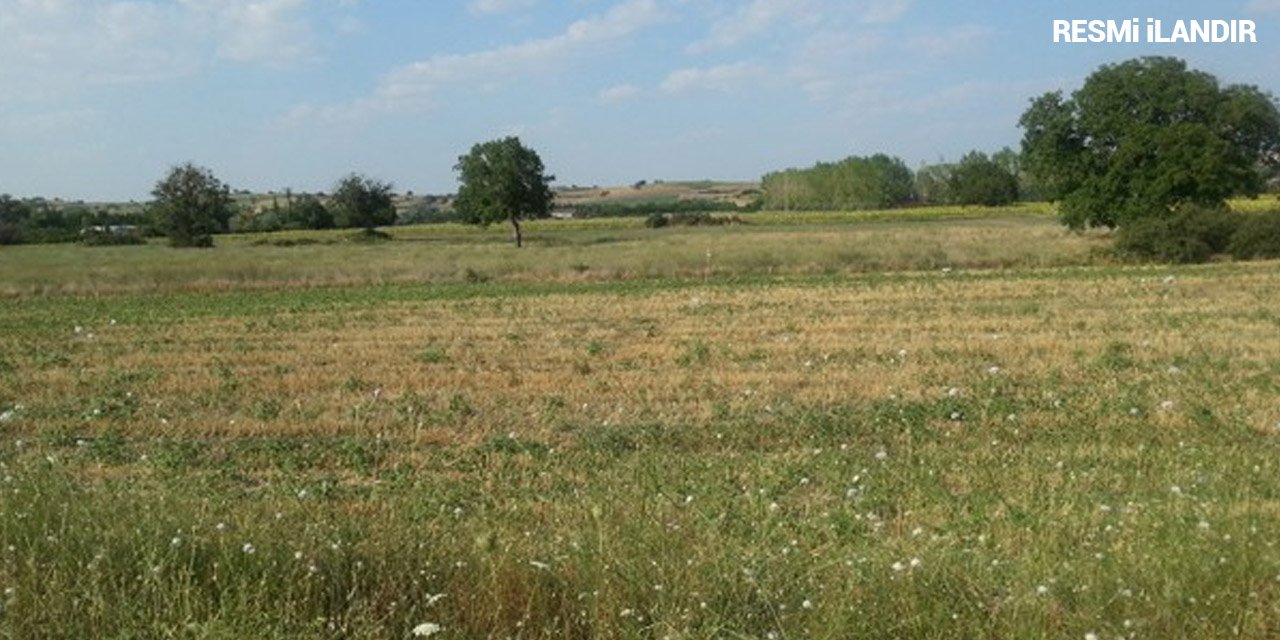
[3,215,1280,638]
[0,213,1103,297]
[7,261,1277,446]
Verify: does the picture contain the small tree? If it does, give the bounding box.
[914,163,955,205]
[151,163,234,247]
[331,174,395,233]
[949,151,1020,206]
[454,136,555,248]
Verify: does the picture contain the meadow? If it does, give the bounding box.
[2,205,1280,638]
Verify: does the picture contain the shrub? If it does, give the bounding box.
[81,228,145,246]
[1115,204,1241,264]
[644,213,669,229]
[1228,209,1280,260]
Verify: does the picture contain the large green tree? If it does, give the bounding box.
[151,163,234,247]
[331,174,396,233]
[454,136,555,248]
[1020,56,1280,229]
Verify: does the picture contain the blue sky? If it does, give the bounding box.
[1,0,1277,201]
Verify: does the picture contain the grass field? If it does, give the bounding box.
[0,205,1096,297]
[2,206,1280,638]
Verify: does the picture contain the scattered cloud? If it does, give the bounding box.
[197,0,322,65]
[598,83,642,103]
[688,0,911,53]
[905,24,996,58]
[1244,0,1280,12]
[689,0,815,53]
[292,0,667,123]
[0,0,356,99]
[469,0,538,15]
[661,62,766,94]
[0,107,99,137]
[860,0,912,25]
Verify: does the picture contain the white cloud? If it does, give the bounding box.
[0,107,98,137]
[689,0,911,52]
[199,0,321,65]
[661,62,766,94]
[860,0,911,25]
[294,0,667,122]
[598,83,642,103]
[0,0,355,99]
[469,0,537,15]
[906,24,995,58]
[690,0,811,53]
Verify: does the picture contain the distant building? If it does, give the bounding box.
[82,225,138,236]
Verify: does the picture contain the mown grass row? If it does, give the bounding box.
[3,260,1280,637]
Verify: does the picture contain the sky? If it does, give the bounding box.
[1,0,1278,201]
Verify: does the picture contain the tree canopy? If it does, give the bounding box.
[761,154,914,211]
[330,174,396,232]
[1020,56,1280,229]
[948,151,1020,206]
[151,163,234,247]
[454,136,555,248]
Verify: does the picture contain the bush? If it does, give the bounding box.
[1115,204,1242,264]
[1229,209,1280,260]
[81,228,145,246]
[644,213,669,228]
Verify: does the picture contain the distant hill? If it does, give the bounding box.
[553,180,761,211]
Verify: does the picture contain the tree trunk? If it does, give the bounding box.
[511,216,523,248]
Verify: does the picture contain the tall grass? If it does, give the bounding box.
[2,261,1280,637]
[0,212,1106,297]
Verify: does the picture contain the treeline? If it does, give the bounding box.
[231,192,459,233]
[761,148,1031,211]
[0,195,151,245]
[0,189,460,246]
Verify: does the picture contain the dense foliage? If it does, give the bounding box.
[1228,208,1280,259]
[330,174,396,232]
[1020,56,1280,229]
[948,151,1020,206]
[151,163,235,247]
[231,192,335,233]
[1115,204,1242,263]
[454,136,555,247]
[761,154,914,211]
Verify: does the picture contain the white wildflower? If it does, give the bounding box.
[411,622,443,637]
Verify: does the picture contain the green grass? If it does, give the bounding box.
[2,209,1280,638]
[0,204,1102,297]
